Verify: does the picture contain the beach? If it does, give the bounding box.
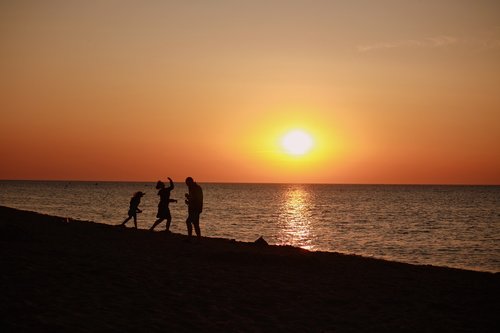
[1,205,498,332]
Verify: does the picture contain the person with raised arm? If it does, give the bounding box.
[150,177,177,232]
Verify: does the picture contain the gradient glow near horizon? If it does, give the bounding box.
[1,1,499,184]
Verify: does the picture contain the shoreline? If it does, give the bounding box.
[2,203,497,274]
[1,205,498,331]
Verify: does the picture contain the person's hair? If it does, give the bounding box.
[156,180,164,189]
[185,177,194,184]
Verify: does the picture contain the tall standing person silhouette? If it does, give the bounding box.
[150,177,177,232]
[185,177,203,239]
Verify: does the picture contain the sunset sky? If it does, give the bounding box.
[1,1,499,184]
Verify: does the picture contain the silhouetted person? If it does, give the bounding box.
[120,191,145,229]
[185,177,203,239]
[150,177,177,232]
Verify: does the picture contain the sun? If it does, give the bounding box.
[281,130,314,156]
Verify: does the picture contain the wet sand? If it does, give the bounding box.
[1,205,498,332]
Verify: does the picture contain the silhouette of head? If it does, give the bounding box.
[156,180,165,189]
[185,177,194,186]
[134,191,145,197]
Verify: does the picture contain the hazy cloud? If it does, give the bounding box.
[357,35,458,52]
[358,32,500,53]
[472,38,500,51]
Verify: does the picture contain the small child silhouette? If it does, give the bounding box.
[120,191,145,229]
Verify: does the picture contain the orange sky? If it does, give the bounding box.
[1,1,499,184]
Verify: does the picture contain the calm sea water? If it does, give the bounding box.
[1,181,499,272]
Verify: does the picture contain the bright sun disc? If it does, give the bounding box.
[281,130,314,155]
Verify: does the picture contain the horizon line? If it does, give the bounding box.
[0,178,498,186]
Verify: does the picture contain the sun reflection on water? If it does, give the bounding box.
[277,186,315,250]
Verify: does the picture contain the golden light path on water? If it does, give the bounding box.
[276,186,315,250]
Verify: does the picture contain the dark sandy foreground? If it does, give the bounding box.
[0,206,498,332]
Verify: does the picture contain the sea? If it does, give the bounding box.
[1,180,499,273]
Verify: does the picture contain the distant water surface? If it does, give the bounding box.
[1,181,499,272]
